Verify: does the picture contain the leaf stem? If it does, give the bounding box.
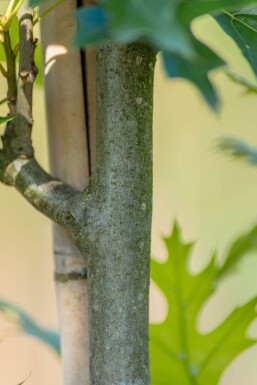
[0,98,8,106]
[13,42,19,58]
[0,63,7,78]
[4,0,26,31]
[5,0,17,20]
[223,10,257,33]
[172,253,199,385]
[33,0,65,25]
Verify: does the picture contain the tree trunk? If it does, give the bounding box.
[40,5,156,385]
[86,42,156,385]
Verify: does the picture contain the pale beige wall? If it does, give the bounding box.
[0,11,257,385]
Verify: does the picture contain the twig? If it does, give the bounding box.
[13,1,37,157]
[0,0,80,230]
[4,0,26,31]
[13,42,19,58]
[0,98,8,106]
[33,0,65,25]
[2,30,17,114]
[0,63,7,78]
[5,0,17,20]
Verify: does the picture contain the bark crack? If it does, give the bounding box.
[55,271,88,283]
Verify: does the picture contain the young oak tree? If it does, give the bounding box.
[1,1,257,385]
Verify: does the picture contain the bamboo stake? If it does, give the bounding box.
[40,1,91,384]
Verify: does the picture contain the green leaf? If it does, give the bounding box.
[103,0,194,58]
[163,39,224,109]
[150,222,257,385]
[218,137,257,165]
[219,224,257,277]
[0,114,17,125]
[75,3,193,58]
[0,301,60,355]
[226,70,257,93]
[27,0,257,107]
[76,1,257,54]
[34,41,43,86]
[75,1,257,108]
[75,6,110,47]
[216,7,257,76]
[179,1,257,25]
[29,0,48,6]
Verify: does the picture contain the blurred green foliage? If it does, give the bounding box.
[0,300,60,355]
[29,0,257,108]
[216,7,257,78]
[150,223,257,385]
[219,137,257,165]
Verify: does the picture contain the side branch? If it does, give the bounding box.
[0,1,83,229]
[13,1,37,157]
[0,154,81,228]
[2,30,17,114]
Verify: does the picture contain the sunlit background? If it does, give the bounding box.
[1,8,257,385]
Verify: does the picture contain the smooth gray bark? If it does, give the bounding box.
[84,43,156,385]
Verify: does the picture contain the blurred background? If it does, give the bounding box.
[1,9,257,385]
